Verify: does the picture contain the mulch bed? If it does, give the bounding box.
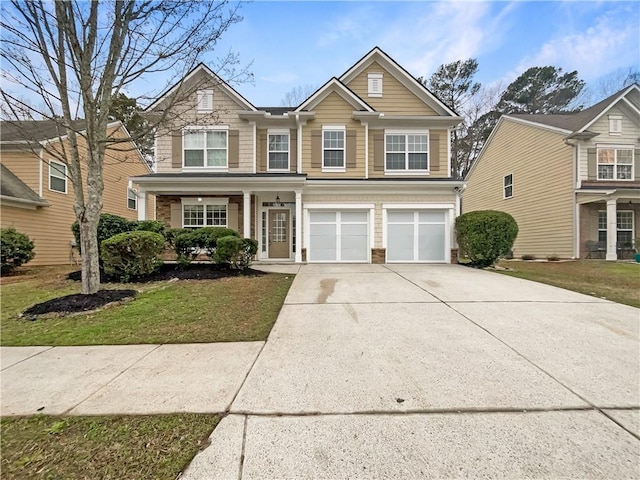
[22,290,137,319]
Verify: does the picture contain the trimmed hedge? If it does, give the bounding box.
[1,228,35,274]
[71,213,134,255]
[134,220,165,235]
[101,231,165,282]
[455,210,518,268]
[173,227,240,261]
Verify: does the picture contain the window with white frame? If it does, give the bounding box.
[183,129,227,168]
[368,73,383,97]
[127,188,137,210]
[597,147,633,180]
[197,89,214,112]
[385,131,428,171]
[323,127,345,168]
[49,160,67,193]
[504,174,513,199]
[609,115,622,135]
[268,131,289,170]
[598,210,634,245]
[182,199,228,228]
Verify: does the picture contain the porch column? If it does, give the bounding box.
[606,198,617,261]
[137,189,147,221]
[243,191,251,238]
[295,190,302,263]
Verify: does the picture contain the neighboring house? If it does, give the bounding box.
[133,47,464,263]
[463,84,640,261]
[0,120,154,265]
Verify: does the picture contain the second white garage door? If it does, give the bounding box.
[308,210,369,262]
[386,210,448,262]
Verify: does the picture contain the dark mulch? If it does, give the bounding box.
[22,290,137,319]
[67,263,266,283]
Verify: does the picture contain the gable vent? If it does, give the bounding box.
[197,89,214,112]
[368,73,383,97]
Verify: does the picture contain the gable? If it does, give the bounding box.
[345,60,437,115]
[309,91,361,123]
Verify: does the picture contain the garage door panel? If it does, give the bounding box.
[388,211,413,223]
[341,224,369,261]
[386,209,448,263]
[341,211,367,223]
[419,211,445,223]
[418,223,446,261]
[310,211,336,223]
[308,210,369,262]
[387,224,414,262]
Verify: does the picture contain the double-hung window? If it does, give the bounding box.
[503,174,513,199]
[49,160,67,193]
[597,147,633,180]
[183,128,228,168]
[323,127,345,169]
[385,131,428,171]
[268,131,289,170]
[127,188,137,210]
[598,210,634,245]
[182,199,228,228]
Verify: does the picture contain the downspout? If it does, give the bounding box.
[564,137,579,259]
[38,147,44,196]
[296,114,302,174]
[364,122,369,179]
[252,121,257,174]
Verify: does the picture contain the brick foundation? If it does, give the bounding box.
[371,248,386,264]
[301,248,307,262]
[450,248,459,264]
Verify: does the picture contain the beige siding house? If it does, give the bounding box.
[134,47,464,263]
[1,121,154,265]
[463,84,640,260]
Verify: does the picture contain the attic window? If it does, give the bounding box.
[368,73,383,97]
[197,89,214,113]
[609,115,622,135]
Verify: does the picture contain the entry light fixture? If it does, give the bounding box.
[274,193,284,207]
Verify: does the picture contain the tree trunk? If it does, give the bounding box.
[79,215,101,294]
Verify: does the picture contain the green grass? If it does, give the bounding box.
[496,259,640,308]
[0,414,220,480]
[1,266,294,346]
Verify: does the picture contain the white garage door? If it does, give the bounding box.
[309,210,369,262]
[386,210,447,262]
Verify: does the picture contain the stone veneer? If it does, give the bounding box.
[371,248,386,264]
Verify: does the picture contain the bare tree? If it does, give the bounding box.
[1,0,250,294]
[280,84,317,107]
[575,66,640,107]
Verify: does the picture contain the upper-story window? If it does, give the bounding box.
[268,130,289,171]
[323,127,345,170]
[385,131,428,171]
[197,89,214,113]
[503,173,513,199]
[368,73,383,97]
[183,128,227,168]
[49,160,67,193]
[608,115,622,135]
[597,147,633,180]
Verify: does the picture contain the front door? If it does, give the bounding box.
[268,209,290,258]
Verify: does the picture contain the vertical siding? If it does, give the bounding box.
[301,92,365,178]
[345,61,437,115]
[463,120,575,258]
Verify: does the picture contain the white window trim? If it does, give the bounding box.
[598,210,635,244]
[267,129,290,172]
[127,188,137,211]
[197,89,214,113]
[608,115,622,135]
[384,129,430,174]
[49,160,67,194]
[503,173,514,199]
[368,72,383,97]
[182,125,229,172]
[596,145,634,181]
[322,125,346,172]
[181,197,229,228]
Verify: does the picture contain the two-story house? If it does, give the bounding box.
[463,83,640,260]
[0,120,154,265]
[133,47,464,263]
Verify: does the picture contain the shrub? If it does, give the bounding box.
[238,238,259,270]
[173,231,199,262]
[1,228,35,274]
[101,231,165,282]
[546,254,560,262]
[135,220,166,236]
[215,235,243,265]
[521,254,536,261]
[71,213,134,254]
[164,228,190,249]
[455,210,518,268]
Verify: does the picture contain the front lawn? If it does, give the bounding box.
[496,260,640,308]
[1,265,294,346]
[0,414,219,480]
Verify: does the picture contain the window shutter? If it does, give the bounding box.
[311,130,321,168]
[373,133,384,171]
[228,202,238,231]
[228,130,240,168]
[635,149,640,181]
[290,130,298,172]
[430,134,440,172]
[587,148,596,180]
[346,130,357,169]
[170,203,182,228]
[172,131,182,168]
[259,132,267,172]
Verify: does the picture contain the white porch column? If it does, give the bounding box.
[606,197,617,261]
[243,191,251,238]
[295,190,302,263]
[137,189,147,221]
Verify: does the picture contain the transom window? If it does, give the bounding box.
[127,188,137,210]
[268,131,289,170]
[183,202,228,228]
[598,210,634,245]
[385,132,428,171]
[504,174,513,199]
[597,148,633,180]
[323,128,345,168]
[183,129,227,168]
[49,160,67,193]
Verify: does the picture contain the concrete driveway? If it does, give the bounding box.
[184,263,639,479]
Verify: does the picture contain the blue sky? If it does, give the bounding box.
[201,0,640,107]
